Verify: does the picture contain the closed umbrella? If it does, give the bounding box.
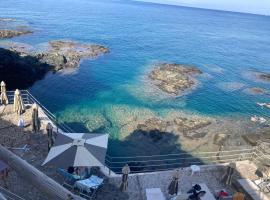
[31,103,40,133]
[168,169,180,195]
[46,122,54,151]
[120,164,130,192]
[42,133,108,167]
[221,162,236,185]
[13,89,25,115]
[0,81,8,105]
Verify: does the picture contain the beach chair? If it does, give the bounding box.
[56,168,81,189]
[146,188,165,200]
[74,175,104,199]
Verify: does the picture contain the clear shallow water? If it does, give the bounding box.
[1,0,270,156]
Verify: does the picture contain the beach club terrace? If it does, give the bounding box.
[0,87,270,200]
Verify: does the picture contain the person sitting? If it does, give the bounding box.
[187,184,201,196]
[233,191,244,200]
[67,166,75,174]
[216,190,229,200]
[188,191,206,200]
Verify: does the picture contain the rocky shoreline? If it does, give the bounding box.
[9,40,109,71]
[149,63,202,95]
[0,18,109,89]
[0,40,109,89]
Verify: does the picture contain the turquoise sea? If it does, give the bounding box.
[1,0,270,156]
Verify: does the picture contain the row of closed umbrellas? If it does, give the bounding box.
[1,81,25,115]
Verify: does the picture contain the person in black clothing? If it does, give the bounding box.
[67,166,74,174]
[187,184,201,195]
[188,191,206,200]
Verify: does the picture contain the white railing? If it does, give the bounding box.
[4,90,269,174]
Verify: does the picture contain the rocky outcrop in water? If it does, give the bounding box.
[149,63,202,95]
[258,73,270,82]
[9,41,109,71]
[0,18,33,38]
[0,41,109,89]
[0,29,33,38]
[245,87,268,95]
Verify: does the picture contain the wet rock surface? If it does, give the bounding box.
[0,18,33,38]
[9,40,109,71]
[149,63,202,95]
[0,41,109,89]
[245,87,268,95]
[0,29,33,38]
[257,72,270,82]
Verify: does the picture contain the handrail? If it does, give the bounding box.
[0,186,26,200]
[4,90,269,174]
[6,90,75,133]
[105,148,254,159]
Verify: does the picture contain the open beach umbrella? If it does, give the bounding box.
[13,89,25,115]
[221,162,236,185]
[120,164,130,192]
[168,169,180,195]
[42,133,108,167]
[31,103,40,133]
[0,81,8,105]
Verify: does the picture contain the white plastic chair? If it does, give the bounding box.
[190,165,200,176]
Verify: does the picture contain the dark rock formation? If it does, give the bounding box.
[149,63,202,95]
[259,73,270,82]
[9,40,109,71]
[0,48,52,90]
[136,116,211,142]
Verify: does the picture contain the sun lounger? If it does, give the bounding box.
[74,175,104,199]
[146,188,165,200]
[56,168,81,187]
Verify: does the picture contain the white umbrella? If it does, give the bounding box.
[13,89,25,114]
[0,81,8,105]
[43,133,108,167]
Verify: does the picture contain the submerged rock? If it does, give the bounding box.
[149,63,202,95]
[258,73,270,82]
[135,116,211,142]
[245,87,267,95]
[0,18,33,38]
[0,29,33,38]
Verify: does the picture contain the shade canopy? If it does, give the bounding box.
[43,133,108,167]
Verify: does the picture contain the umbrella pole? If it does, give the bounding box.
[0,145,85,200]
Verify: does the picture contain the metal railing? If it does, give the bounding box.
[0,186,26,200]
[105,147,256,174]
[6,90,75,133]
[4,90,270,174]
